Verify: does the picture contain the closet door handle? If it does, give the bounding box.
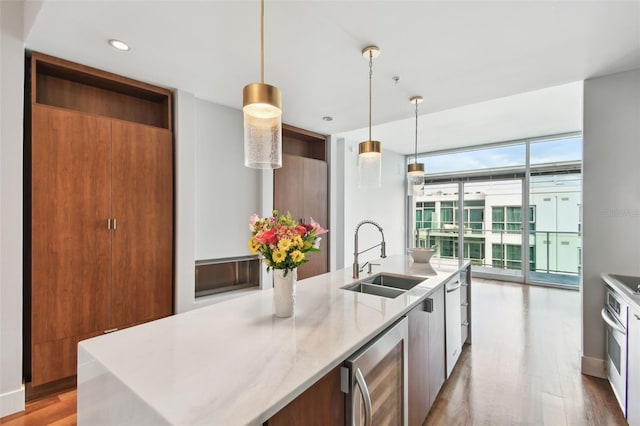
[113,218,117,230]
[107,218,111,230]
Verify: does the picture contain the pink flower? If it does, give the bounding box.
[309,217,328,235]
[249,213,260,225]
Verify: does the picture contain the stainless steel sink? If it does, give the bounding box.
[610,274,640,295]
[361,273,426,290]
[342,273,427,298]
[342,282,405,299]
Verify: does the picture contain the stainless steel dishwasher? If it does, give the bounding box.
[342,317,408,426]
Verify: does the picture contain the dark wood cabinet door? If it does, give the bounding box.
[274,154,328,280]
[110,121,173,328]
[274,154,304,219]
[267,366,344,426]
[301,156,328,279]
[31,105,112,385]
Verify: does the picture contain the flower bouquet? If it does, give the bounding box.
[248,210,328,276]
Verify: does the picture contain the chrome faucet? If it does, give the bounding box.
[353,220,387,279]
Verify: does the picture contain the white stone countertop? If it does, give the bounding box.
[78,255,466,425]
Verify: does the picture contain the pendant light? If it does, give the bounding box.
[358,45,382,188]
[407,96,425,185]
[243,0,282,169]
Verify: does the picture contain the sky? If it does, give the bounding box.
[420,137,582,175]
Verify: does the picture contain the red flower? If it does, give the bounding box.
[296,225,307,236]
[256,229,278,245]
[266,230,278,244]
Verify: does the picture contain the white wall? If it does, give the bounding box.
[194,99,260,260]
[175,95,264,312]
[342,139,406,269]
[582,68,640,377]
[174,90,197,314]
[329,136,345,271]
[0,0,25,417]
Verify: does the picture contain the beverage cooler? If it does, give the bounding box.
[341,317,408,426]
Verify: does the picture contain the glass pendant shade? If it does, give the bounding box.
[243,82,282,169]
[407,163,424,185]
[358,140,382,188]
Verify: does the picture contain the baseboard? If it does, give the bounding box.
[0,385,25,418]
[581,355,607,379]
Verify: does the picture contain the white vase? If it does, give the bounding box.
[273,268,296,318]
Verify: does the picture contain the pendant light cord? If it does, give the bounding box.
[414,100,418,164]
[368,51,373,142]
[260,0,264,84]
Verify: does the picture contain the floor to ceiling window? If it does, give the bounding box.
[408,134,581,289]
[528,136,582,286]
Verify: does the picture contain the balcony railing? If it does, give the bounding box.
[415,227,581,287]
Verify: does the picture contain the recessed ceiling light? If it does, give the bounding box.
[108,39,130,51]
[322,116,333,122]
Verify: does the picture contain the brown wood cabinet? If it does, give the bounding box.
[266,366,344,426]
[274,154,328,280]
[274,125,328,280]
[27,53,173,387]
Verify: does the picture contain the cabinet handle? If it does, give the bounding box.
[447,280,461,293]
[354,368,372,426]
[107,218,111,230]
[425,298,434,313]
[601,308,625,333]
[113,218,117,230]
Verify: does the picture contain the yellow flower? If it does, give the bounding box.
[247,238,260,254]
[278,238,293,252]
[272,249,287,264]
[291,250,304,263]
[293,236,304,249]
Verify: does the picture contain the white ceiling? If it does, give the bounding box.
[336,81,583,153]
[25,1,640,154]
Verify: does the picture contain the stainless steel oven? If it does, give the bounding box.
[601,285,628,416]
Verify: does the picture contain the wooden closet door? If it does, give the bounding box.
[31,105,112,385]
[110,121,173,328]
[274,154,328,280]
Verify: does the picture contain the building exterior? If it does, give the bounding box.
[413,174,581,279]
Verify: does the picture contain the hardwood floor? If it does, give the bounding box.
[0,389,76,425]
[1,279,626,425]
[425,278,626,426]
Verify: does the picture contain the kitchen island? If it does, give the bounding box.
[77,255,467,425]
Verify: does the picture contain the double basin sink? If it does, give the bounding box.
[342,273,426,299]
